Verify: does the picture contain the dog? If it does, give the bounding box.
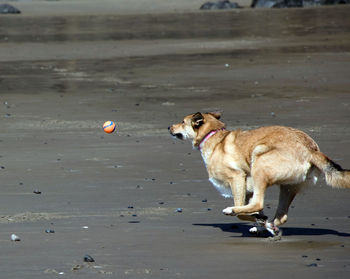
[169,112,350,236]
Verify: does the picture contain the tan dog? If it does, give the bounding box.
[169,112,350,236]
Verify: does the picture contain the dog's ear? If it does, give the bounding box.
[208,111,221,120]
[191,112,204,129]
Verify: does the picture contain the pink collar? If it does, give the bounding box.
[198,128,225,150]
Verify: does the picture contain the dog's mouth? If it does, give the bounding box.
[169,130,184,140]
[171,132,184,140]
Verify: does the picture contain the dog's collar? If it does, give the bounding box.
[198,128,225,151]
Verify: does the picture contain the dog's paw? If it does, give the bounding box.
[264,221,280,237]
[222,207,236,216]
[249,226,267,235]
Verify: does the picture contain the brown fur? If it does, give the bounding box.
[169,112,350,235]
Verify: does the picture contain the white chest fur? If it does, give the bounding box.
[209,177,232,198]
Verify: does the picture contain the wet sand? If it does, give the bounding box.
[1,2,350,278]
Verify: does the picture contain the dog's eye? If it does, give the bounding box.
[182,121,185,124]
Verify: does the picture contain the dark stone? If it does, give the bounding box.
[200,0,242,10]
[0,4,21,14]
[83,255,95,263]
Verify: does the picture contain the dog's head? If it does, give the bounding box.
[169,112,225,148]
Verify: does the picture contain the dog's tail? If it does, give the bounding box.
[311,151,350,188]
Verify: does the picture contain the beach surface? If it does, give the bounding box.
[0,1,350,278]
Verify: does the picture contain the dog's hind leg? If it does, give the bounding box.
[245,184,301,237]
[273,184,302,227]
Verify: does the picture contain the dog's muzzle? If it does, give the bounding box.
[168,126,184,140]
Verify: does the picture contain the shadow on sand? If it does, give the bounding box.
[193,223,350,238]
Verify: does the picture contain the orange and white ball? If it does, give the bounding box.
[103,121,116,134]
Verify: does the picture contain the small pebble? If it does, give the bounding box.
[127,206,134,209]
[175,208,183,213]
[307,263,318,267]
[33,190,42,194]
[72,264,83,271]
[84,255,95,263]
[45,229,55,233]
[202,199,207,202]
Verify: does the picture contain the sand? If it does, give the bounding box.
[0,1,349,278]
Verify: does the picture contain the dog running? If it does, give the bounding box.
[169,112,350,237]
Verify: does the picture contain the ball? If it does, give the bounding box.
[103,121,116,134]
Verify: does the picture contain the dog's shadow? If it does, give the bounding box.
[193,223,350,237]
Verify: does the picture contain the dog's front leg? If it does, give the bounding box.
[222,172,246,216]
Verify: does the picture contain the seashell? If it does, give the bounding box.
[11,234,20,241]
